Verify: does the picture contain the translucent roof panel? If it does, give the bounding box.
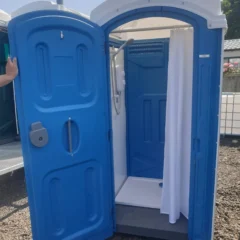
[110,17,189,40]
[91,0,227,29]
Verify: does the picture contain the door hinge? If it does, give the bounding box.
[112,206,114,221]
[104,41,108,55]
[110,206,114,218]
[111,206,116,230]
[108,129,112,142]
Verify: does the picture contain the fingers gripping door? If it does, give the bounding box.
[8,13,113,240]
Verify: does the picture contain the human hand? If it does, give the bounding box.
[6,57,18,81]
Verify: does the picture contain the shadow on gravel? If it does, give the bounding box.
[0,169,28,221]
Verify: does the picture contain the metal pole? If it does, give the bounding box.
[57,0,63,4]
[112,24,191,34]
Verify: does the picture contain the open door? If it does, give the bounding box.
[8,11,113,240]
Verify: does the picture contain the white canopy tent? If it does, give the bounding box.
[0,10,10,23]
[0,10,10,33]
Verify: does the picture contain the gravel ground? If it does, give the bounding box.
[214,138,240,240]
[0,138,239,240]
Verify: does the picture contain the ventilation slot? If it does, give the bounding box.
[128,42,164,55]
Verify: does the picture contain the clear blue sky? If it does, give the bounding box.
[1,0,104,15]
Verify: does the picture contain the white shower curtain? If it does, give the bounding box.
[161,29,194,224]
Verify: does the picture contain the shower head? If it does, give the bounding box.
[111,38,134,115]
[125,38,134,46]
[113,38,135,57]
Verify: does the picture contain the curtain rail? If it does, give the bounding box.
[112,24,191,34]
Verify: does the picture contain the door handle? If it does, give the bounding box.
[29,122,48,148]
[68,118,73,155]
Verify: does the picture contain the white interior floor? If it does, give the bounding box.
[115,177,163,209]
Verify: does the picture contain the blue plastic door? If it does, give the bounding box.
[8,12,113,240]
[126,39,169,179]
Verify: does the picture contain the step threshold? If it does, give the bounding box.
[116,205,188,240]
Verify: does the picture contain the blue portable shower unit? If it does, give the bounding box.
[7,1,226,240]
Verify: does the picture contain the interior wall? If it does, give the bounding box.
[110,47,127,195]
[125,39,169,179]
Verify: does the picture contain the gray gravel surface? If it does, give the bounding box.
[214,138,240,240]
[0,138,239,240]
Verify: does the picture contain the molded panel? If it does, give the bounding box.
[43,161,102,239]
[126,39,169,179]
[8,11,113,240]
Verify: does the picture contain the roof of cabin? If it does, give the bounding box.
[91,0,227,29]
[224,39,240,51]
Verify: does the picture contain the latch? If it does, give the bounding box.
[29,122,48,148]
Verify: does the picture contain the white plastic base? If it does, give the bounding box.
[115,177,163,209]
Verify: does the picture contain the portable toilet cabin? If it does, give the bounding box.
[0,10,17,145]
[8,1,226,240]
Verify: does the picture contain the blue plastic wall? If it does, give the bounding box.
[125,39,169,179]
[103,7,223,240]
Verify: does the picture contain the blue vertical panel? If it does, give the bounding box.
[188,27,223,240]
[8,11,113,240]
[125,39,169,179]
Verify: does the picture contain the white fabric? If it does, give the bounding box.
[161,28,194,224]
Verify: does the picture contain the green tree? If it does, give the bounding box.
[222,0,240,39]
